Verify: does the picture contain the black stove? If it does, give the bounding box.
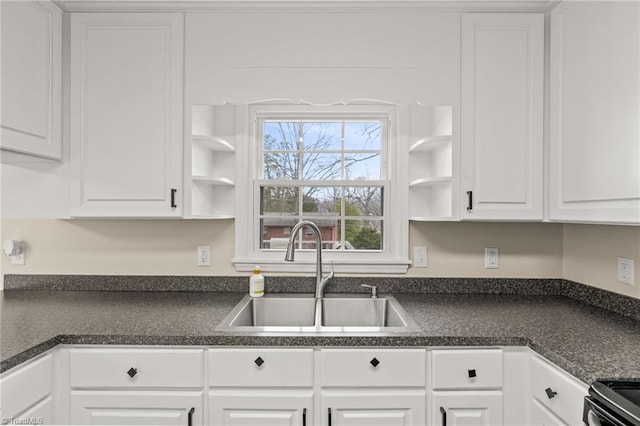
[584,380,640,425]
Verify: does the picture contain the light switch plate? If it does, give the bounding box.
[414,246,428,268]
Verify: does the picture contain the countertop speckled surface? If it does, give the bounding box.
[2,290,639,384]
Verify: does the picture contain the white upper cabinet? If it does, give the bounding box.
[69,13,184,217]
[1,0,62,160]
[461,14,544,221]
[549,1,640,225]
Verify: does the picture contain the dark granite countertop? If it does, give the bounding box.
[2,290,639,384]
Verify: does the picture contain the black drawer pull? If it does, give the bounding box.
[302,408,306,426]
[254,356,265,367]
[545,387,558,399]
[328,408,332,426]
[370,357,380,367]
[127,367,138,378]
[188,407,194,426]
[171,188,177,208]
[440,407,447,426]
[468,369,477,378]
[466,191,473,212]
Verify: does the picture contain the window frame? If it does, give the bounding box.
[233,101,409,274]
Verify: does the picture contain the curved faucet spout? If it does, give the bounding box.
[284,220,333,298]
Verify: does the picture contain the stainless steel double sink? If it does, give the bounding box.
[216,293,421,334]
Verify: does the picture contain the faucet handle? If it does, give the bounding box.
[361,284,378,298]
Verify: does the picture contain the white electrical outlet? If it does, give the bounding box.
[485,247,499,269]
[414,246,428,268]
[197,245,211,267]
[11,252,25,265]
[617,257,634,285]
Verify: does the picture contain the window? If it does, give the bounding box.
[260,119,384,252]
[233,102,409,274]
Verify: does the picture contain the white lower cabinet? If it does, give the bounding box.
[70,391,203,425]
[432,392,503,426]
[530,355,588,426]
[208,348,314,426]
[530,399,566,426]
[209,391,312,426]
[0,352,54,424]
[322,391,426,426]
[1,345,589,426]
[320,349,427,426]
[67,348,205,425]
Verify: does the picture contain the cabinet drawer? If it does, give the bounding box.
[531,356,587,426]
[432,349,503,390]
[70,348,204,388]
[321,349,426,387]
[1,353,52,417]
[530,398,567,426]
[209,348,314,387]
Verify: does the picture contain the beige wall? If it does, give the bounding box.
[563,224,640,299]
[408,222,563,278]
[2,220,638,301]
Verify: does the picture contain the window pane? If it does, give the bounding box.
[302,153,341,180]
[345,153,381,180]
[303,122,342,150]
[345,186,383,216]
[302,186,341,214]
[337,219,383,250]
[264,122,301,150]
[261,186,298,215]
[260,216,298,249]
[263,153,299,179]
[344,122,381,151]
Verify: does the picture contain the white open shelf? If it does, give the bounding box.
[187,104,237,219]
[192,135,235,152]
[408,104,454,221]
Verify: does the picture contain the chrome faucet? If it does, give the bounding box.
[284,220,334,298]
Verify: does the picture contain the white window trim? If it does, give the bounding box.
[233,100,409,274]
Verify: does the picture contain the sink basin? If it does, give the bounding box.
[227,296,316,327]
[321,298,406,327]
[217,294,421,334]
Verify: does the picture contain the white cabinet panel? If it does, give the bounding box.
[70,13,184,217]
[461,14,544,220]
[322,391,426,426]
[209,391,312,426]
[1,353,52,418]
[70,348,204,389]
[432,391,503,426]
[549,1,640,224]
[531,355,587,426]
[432,349,503,390]
[209,348,313,387]
[0,0,62,159]
[70,390,203,425]
[321,348,426,388]
[530,399,567,426]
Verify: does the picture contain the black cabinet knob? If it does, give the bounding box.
[545,387,558,399]
[468,369,477,378]
[127,367,138,378]
[254,356,265,367]
[370,357,380,367]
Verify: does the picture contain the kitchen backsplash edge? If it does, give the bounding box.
[4,274,639,321]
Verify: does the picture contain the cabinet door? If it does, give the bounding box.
[209,391,312,426]
[461,14,544,220]
[70,13,183,217]
[322,391,426,426]
[432,392,503,426]
[549,1,640,224]
[70,390,203,425]
[0,0,62,159]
